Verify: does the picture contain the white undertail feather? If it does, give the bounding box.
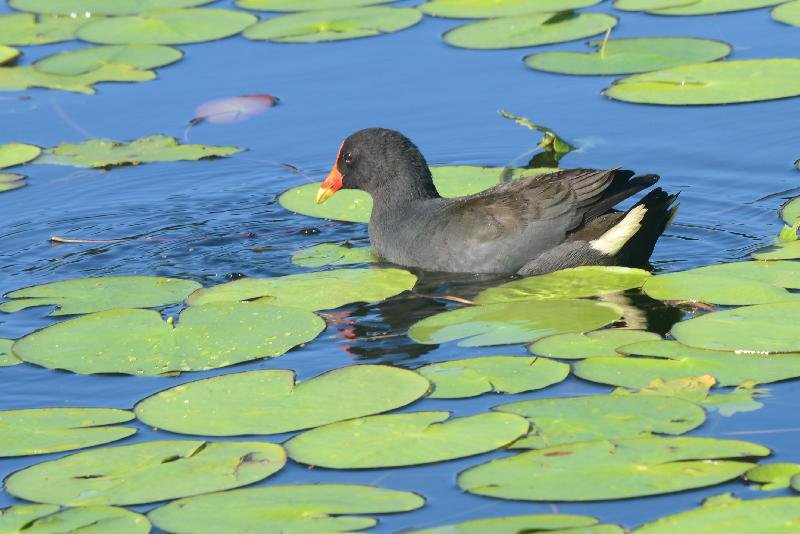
[590,204,647,255]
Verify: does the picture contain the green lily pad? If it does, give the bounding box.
[135,365,430,436]
[5,440,286,506]
[409,299,620,347]
[0,173,26,193]
[0,143,41,168]
[0,408,135,457]
[499,110,575,161]
[37,135,242,168]
[35,44,183,76]
[773,0,800,26]
[236,0,393,10]
[243,7,422,43]
[149,484,424,533]
[443,12,618,50]
[407,514,606,534]
[278,166,556,223]
[0,64,154,94]
[292,243,377,268]
[782,197,800,225]
[676,260,800,289]
[475,266,650,304]
[416,356,569,398]
[0,338,21,366]
[529,329,661,359]
[286,411,530,469]
[0,45,19,65]
[9,0,214,16]
[0,14,91,46]
[13,301,325,375]
[77,8,257,45]
[419,0,602,18]
[613,0,703,11]
[634,495,800,533]
[496,394,705,449]
[574,340,800,387]
[0,505,149,534]
[673,301,800,353]
[746,463,800,491]
[186,267,416,311]
[458,436,769,501]
[525,37,731,76]
[604,59,800,105]
[752,240,800,260]
[0,276,201,316]
[648,0,785,15]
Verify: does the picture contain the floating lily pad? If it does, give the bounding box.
[496,394,705,449]
[746,463,800,490]
[0,64,154,94]
[782,197,800,225]
[613,0,704,11]
[35,44,183,76]
[672,301,800,353]
[0,173,26,193]
[408,514,606,534]
[37,135,241,168]
[647,0,785,15]
[186,267,416,310]
[0,14,91,46]
[5,440,286,506]
[243,7,422,43]
[574,340,800,387]
[752,240,800,260]
[443,12,617,50]
[292,243,377,268]
[0,339,21,366]
[409,299,620,347]
[0,408,135,457]
[135,365,430,436]
[236,0,394,10]
[634,495,800,533]
[0,143,41,168]
[475,266,650,304]
[0,505,149,533]
[1,276,201,316]
[417,356,569,398]
[525,37,731,76]
[678,260,800,289]
[77,8,257,45]
[458,437,769,501]
[13,301,325,375]
[286,412,530,469]
[9,0,214,16]
[604,59,800,105]
[149,484,424,533]
[0,45,19,65]
[419,0,602,18]
[529,329,661,359]
[773,0,800,26]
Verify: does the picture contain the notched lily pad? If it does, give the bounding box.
[134,365,430,436]
[646,0,786,16]
[292,243,377,268]
[529,329,661,359]
[35,44,183,75]
[0,339,21,366]
[9,0,214,16]
[773,0,800,27]
[419,0,603,18]
[4,440,286,506]
[0,143,41,168]
[746,463,800,491]
[0,276,201,316]
[236,0,394,10]
[0,64,154,94]
[0,505,149,533]
[0,407,135,457]
[408,514,607,534]
[0,13,91,46]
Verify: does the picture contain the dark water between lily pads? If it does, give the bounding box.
[2,0,800,531]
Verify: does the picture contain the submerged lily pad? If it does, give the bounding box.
[37,135,241,168]
[525,37,731,76]
[0,408,135,457]
[496,394,705,449]
[458,437,769,501]
[13,301,324,375]
[243,7,422,43]
[149,484,424,533]
[9,0,214,16]
[0,64,154,94]
[0,276,201,316]
[35,44,183,75]
[0,143,41,168]
[236,0,393,10]
[0,14,90,46]
[186,268,416,310]
[475,266,650,304]
[0,45,19,65]
[408,514,607,534]
[77,8,257,45]
[647,0,785,15]
[443,12,618,50]
[0,505,149,534]
[419,0,602,18]
[292,243,377,268]
[530,329,661,359]
[0,173,26,192]
[746,463,800,490]
[286,412,529,469]
[135,365,430,436]
[773,0,800,26]
[604,59,800,105]
[417,356,569,398]
[0,339,21,366]
[409,299,620,347]
[5,440,286,506]
[634,495,800,533]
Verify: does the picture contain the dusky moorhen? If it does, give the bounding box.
[316,128,678,275]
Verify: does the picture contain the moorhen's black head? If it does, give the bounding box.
[316,128,439,206]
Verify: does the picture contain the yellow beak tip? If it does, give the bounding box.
[316,187,334,204]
